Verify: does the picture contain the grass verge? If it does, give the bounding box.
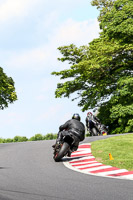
[91,134,133,171]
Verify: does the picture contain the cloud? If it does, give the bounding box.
[51,18,100,47]
[40,77,59,91]
[0,0,44,23]
[37,104,63,121]
[3,47,50,70]
[0,0,94,24]
[0,111,27,126]
[2,18,99,71]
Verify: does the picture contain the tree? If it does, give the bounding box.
[92,0,133,133]
[52,0,133,134]
[5,138,13,143]
[44,133,57,140]
[0,67,17,109]
[34,134,43,141]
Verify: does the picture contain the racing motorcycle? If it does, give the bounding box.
[99,124,108,136]
[88,120,108,136]
[53,132,77,162]
[88,119,100,136]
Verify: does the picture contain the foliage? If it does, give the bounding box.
[44,133,57,140]
[52,0,133,134]
[29,133,57,141]
[0,133,57,143]
[0,138,4,143]
[97,76,133,133]
[5,138,13,143]
[29,136,36,141]
[34,133,43,141]
[13,136,28,142]
[92,0,133,43]
[0,67,17,109]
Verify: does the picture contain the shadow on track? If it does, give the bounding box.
[62,156,86,162]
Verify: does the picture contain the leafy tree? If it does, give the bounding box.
[20,136,28,142]
[44,133,57,140]
[0,138,4,143]
[29,136,36,141]
[34,134,43,141]
[52,0,133,134]
[0,67,17,109]
[5,138,13,143]
[13,136,28,142]
[13,136,21,142]
[0,133,57,143]
[92,0,133,133]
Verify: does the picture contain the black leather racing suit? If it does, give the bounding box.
[86,115,100,130]
[57,119,85,151]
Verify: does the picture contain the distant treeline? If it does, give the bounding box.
[0,133,57,143]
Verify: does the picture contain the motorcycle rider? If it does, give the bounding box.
[53,113,85,156]
[85,112,101,135]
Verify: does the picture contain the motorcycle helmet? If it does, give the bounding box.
[72,113,81,121]
[87,112,92,116]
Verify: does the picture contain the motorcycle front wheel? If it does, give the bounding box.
[91,127,98,136]
[54,142,70,162]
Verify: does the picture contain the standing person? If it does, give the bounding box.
[85,112,101,135]
[53,113,85,156]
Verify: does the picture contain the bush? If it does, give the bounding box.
[0,133,57,143]
[44,133,57,140]
[20,136,28,142]
[29,136,36,141]
[34,134,43,141]
[13,136,28,142]
[0,138,4,143]
[5,138,13,143]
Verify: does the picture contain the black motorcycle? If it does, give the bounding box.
[88,119,100,136]
[53,133,77,162]
[99,124,108,136]
[88,120,108,136]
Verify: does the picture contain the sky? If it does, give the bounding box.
[0,0,100,139]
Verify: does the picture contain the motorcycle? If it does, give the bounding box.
[88,120,100,136]
[53,132,77,162]
[88,120,108,136]
[99,124,108,136]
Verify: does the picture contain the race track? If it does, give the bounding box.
[0,135,133,200]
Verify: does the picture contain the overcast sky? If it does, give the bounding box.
[0,0,100,139]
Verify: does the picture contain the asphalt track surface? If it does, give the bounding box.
[0,135,133,200]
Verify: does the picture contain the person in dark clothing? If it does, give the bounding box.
[85,112,101,135]
[54,113,85,156]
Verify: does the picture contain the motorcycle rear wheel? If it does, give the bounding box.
[54,142,70,162]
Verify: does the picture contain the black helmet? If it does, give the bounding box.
[72,113,81,121]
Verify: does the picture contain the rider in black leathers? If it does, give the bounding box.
[54,113,85,156]
[85,112,101,135]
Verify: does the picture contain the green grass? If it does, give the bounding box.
[91,134,133,171]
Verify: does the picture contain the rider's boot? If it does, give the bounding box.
[67,149,72,157]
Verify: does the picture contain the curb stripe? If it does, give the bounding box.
[76,162,103,169]
[96,169,128,176]
[90,167,119,173]
[63,143,133,180]
[71,153,91,157]
[70,158,95,164]
[71,161,98,167]
[79,164,104,170]
[78,145,91,148]
[108,171,133,176]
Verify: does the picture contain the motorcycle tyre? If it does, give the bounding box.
[92,127,98,136]
[54,142,70,162]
